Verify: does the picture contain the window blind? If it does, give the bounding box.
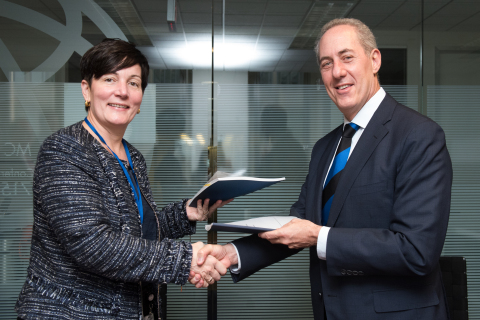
[154,84,211,319]
[214,84,341,319]
[0,83,63,318]
[2,83,479,319]
[427,85,480,317]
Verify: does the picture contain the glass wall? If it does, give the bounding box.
[1,0,479,318]
[422,1,480,316]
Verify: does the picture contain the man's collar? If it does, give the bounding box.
[344,87,386,128]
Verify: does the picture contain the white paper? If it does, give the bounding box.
[205,216,297,231]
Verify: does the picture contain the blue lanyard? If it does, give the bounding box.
[84,117,144,224]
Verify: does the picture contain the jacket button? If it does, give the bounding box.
[148,294,154,301]
[341,269,346,275]
[319,293,322,297]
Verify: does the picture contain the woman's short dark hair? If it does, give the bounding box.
[81,38,150,110]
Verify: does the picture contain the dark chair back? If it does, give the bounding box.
[439,256,468,320]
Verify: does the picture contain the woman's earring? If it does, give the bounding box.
[85,101,91,108]
[137,109,141,114]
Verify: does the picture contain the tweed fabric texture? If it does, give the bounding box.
[16,121,195,320]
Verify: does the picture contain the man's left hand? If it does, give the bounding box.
[258,218,321,249]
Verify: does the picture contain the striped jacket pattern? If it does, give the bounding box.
[16,121,195,319]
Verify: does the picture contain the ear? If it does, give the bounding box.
[81,80,91,102]
[370,48,381,74]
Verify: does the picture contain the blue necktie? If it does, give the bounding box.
[322,122,359,225]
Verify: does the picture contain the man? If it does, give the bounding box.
[196,18,452,320]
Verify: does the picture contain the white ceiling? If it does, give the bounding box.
[1,0,480,76]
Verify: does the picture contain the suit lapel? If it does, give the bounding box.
[326,94,397,227]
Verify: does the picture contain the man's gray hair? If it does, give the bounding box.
[314,18,378,64]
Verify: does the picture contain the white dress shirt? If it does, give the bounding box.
[231,87,386,272]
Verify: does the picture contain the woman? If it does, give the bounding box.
[16,38,229,320]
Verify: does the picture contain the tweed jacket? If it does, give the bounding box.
[16,121,195,320]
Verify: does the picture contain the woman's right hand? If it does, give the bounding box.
[189,242,228,288]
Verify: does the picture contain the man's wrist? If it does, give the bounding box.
[224,243,239,265]
[317,226,330,260]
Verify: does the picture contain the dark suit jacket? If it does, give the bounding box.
[232,93,453,320]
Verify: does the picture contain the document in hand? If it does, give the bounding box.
[189,174,285,207]
[205,216,297,233]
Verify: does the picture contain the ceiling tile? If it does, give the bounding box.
[265,1,312,14]
[275,60,294,69]
[141,11,169,23]
[390,1,422,17]
[348,15,388,28]
[258,36,293,43]
[182,23,212,33]
[137,46,161,58]
[182,12,214,24]
[449,12,480,32]
[350,1,404,15]
[147,60,167,69]
[255,50,286,60]
[178,0,212,13]
[224,2,268,14]
[149,34,186,41]
[376,15,422,30]
[260,26,297,37]
[132,0,164,12]
[423,0,453,17]
[434,1,480,15]
[282,49,314,57]
[224,14,265,25]
[223,26,261,35]
[263,15,304,27]
[220,35,258,43]
[280,53,313,62]
[186,33,212,41]
[256,42,290,50]
[152,40,188,48]
[424,14,467,29]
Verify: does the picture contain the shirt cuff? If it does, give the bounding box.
[316,226,330,260]
[228,243,241,274]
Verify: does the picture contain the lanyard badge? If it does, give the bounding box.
[84,117,144,224]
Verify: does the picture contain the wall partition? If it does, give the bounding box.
[1,0,480,319]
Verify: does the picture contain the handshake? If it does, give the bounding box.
[188,242,238,288]
[186,217,320,287]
